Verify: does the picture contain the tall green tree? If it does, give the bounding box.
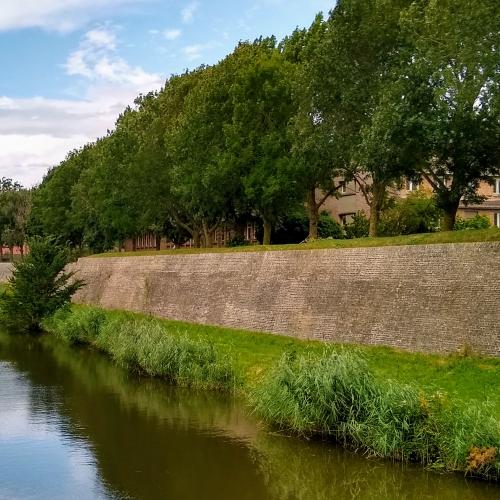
[225,40,300,245]
[399,0,500,230]
[309,0,413,236]
[285,17,345,240]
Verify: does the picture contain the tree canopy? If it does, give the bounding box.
[28,1,500,247]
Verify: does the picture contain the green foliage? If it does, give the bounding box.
[318,212,344,239]
[0,178,31,258]
[0,237,84,332]
[379,192,441,236]
[27,0,500,247]
[344,211,370,239]
[226,235,249,247]
[252,349,500,479]
[454,215,492,231]
[44,307,237,391]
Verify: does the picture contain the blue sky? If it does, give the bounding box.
[0,0,334,187]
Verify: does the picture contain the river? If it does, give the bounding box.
[0,332,497,500]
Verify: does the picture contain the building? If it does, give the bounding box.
[325,176,500,229]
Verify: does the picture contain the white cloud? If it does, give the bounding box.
[181,2,199,24]
[65,26,163,88]
[0,0,147,32]
[0,85,157,187]
[0,26,164,187]
[183,41,220,61]
[164,28,181,40]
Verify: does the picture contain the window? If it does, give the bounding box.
[494,213,500,228]
[340,213,355,226]
[407,179,420,192]
[493,178,500,195]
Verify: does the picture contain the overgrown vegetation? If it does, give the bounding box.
[454,215,492,231]
[38,305,500,480]
[44,307,237,391]
[252,349,499,480]
[0,237,83,332]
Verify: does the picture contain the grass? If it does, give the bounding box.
[253,349,500,479]
[90,228,500,258]
[44,308,237,391]
[41,305,500,480]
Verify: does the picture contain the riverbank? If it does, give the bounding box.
[42,305,500,481]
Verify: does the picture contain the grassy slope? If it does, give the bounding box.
[82,307,500,413]
[91,228,500,258]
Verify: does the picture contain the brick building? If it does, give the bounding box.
[325,177,500,229]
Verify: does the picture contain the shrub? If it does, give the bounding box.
[0,237,84,332]
[454,215,491,231]
[344,211,370,239]
[318,212,344,239]
[226,235,249,247]
[379,192,441,236]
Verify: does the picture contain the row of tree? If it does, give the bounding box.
[0,178,31,259]
[30,0,500,250]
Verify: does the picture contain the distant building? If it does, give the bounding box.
[325,177,500,229]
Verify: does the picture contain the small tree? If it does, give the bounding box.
[0,237,84,332]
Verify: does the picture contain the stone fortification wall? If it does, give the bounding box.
[69,242,499,356]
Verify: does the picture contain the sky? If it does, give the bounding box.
[0,0,334,187]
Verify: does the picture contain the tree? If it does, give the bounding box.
[0,237,84,332]
[166,66,237,248]
[0,179,31,259]
[309,0,414,236]
[285,17,345,240]
[225,40,300,245]
[399,0,500,230]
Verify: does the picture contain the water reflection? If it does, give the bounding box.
[0,332,497,500]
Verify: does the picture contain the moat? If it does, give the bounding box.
[0,331,497,500]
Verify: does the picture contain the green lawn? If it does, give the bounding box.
[76,306,500,413]
[91,228,500,258]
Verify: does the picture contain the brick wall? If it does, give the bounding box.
[66,243,500,356]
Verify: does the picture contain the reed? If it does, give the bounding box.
[251,349,500,480]
[44,308,237,391]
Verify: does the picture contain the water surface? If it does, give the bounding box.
[0,332,497,500]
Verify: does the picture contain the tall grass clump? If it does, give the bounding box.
[252,349,499,480]
[43,308,237,391]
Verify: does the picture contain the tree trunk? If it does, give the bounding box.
[132,238,137,252]
[442,199,460,231]
[202,221,214,248]
[369,182,386,238]
[369,209,379,238]
[9,246,14,262]
[192,231,201,248]
[155,234,162,251]
[262,219,272,246]
[307,187,319,240]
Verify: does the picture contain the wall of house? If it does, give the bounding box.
[66,242,499,356]
[0,263,12,283]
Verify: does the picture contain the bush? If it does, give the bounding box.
[379,192,441,236]
[44,307,237,391]
[0,237,84,332]
[252,349,500,479]
[454,215,491,231]
[344,211,370,239]
[318,212,344,239]
[226,235,249,247]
